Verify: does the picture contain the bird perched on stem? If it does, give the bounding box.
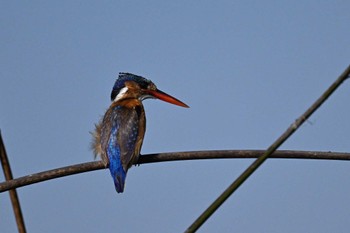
[92,73,189,193]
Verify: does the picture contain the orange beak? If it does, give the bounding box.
[147,89,189,108]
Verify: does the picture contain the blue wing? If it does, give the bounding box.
[101,105,141,193]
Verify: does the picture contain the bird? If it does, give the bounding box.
[92,72,189,193]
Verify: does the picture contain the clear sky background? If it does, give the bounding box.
[1,1,350,233]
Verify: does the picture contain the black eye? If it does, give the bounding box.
[147,83,156,90]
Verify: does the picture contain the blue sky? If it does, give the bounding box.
[1,1,350,232]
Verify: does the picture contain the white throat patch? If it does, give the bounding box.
[114,87,128,102]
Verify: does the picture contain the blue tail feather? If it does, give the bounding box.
[107,126,127,193]
[110,160,127,193]
[107,147,127,193]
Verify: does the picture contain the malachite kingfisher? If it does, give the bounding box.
[92,72,189,193]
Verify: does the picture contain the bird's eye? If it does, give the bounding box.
[148,83,157,90]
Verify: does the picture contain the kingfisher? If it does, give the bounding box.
[92,72,189,193]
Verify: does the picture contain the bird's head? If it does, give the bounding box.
[111,73,189,108]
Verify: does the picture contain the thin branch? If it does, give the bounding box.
[0,161,105,192]
[185,64,350,233]
[0,131,27,233]
[0,150,350,192]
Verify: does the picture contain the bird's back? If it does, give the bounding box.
[93,100,146,192]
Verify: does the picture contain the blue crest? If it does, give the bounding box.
[111,73,152,101]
